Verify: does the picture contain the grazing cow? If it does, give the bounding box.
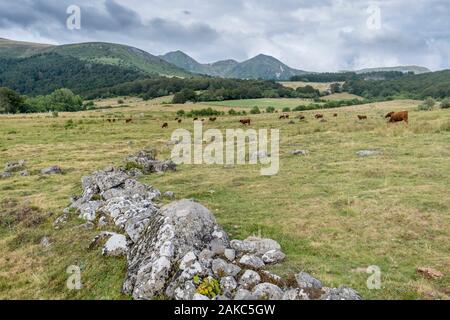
[240,118,251,126]
[357,115,368,120]
[112,119,116,123]
[298,115,306,120]
[125,118,133,124]
[315,114,324,119]
[193,117,199,121]
[107,119,112,123]
[201,119,205,122]
[333,113,338,117]
[162,122,168,128]
[279,114,290,119]
[385,112,395,118]
[209,117,217,122]
[175,117,179,121]
[387,111,408,123]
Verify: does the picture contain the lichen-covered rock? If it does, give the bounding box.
[4,160,26,173]
[296,272,323,289]
[239,270,261,290]
[220,276,237,292]
[102,233,128,257]
[224,248,236,262]
[212,258,241,277]
[320,287,362,300]
[282,288,310,300]
[252,283,284,300]
[78,201,104,221]
[245,236,281,256]
[239,255,265,270]
[234,289,256,300]
[125,150,176,174]
[262,250,286,264]
[123,199,229,300]
[230,239,256,254]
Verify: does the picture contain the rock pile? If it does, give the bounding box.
[59,151,361,301]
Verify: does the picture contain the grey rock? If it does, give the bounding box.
[98,216,109,228]
[127,168,143,178]
[296,272,323,289]
[230,239,257,254]
[282,288,310,300]
[19,170,29,176]
[244,236,281,256]
[262,249,286,264]
[0,171,12,179]
[125,150,176,174]
[239,270,261,290]
[212,258,241,277]
[252,283,284,300]
[224,248,236,262]
[320,287,362,300]
[220,276,237,292]
[78,201,104,221]
[4,160,26,173]
[163,191,175,199]
[173,280,196,300]
[234,289,256,300]
[41,165,62,175]
[123,199,229,300]
[102,233,128,257]
[291,150,309,156]
[356,150,382,157]
[249,151,270,162]
[239,255,265,270]
[193,293,210,300]
[53,212,69,229]
[40,237,51,249]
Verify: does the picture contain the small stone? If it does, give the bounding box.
[291,150,309,156]
[234,289,256,300]
[97,216,108,228]
[0,172,12,179]
[239,270,261,290]
[320,287,362,300]
[180,252,197,270]
[230,240,256,254]
[296,272,323,289]
[193,293,210,300]
[282,288,310,300]
[356,150,382,157]
[239,255,265,270]
[163,191,175,199]
[252,283,284,300]
[4,160,26,173]
[41,165,63,175]
[40,237,51,249]
[102,233,128,257]
[224,248,236,262]
[19,170,29,176]
[220,276,237,292]
[212,258,241,277]
[262,249,286,264]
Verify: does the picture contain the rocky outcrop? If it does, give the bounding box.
[60,151,362,301]
[125,150,176,174]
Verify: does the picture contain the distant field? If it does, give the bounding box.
[322,92,364,100]
[279,81,343,92]
[1,97,449,300]
[201,98,314,109]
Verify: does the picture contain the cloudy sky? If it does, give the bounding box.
[1,0,450,72]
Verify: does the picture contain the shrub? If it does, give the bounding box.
[418,97,436,111]
[176,110,186,117]
[440,98,450,109]
[228,109,237,115]
[250,106,261,114]
[117,99,124,104]
[282,107,291,112]
[195,277,221,299]
[266,106,275,113]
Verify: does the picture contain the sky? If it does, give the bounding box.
[1,0,450,72]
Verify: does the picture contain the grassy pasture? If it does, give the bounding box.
[0,98,449,300]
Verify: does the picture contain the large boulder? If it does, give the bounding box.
[122,199,229,300]
[125,150,176,174]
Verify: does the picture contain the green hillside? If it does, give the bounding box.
[0,38,54,58]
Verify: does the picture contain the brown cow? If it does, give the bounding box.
[162,122,168,128]
[125,118,133,124]
[298,115,306,120]
[178,119,182,123]
[357,115,367,120]
[240,118,251,126]
[193,118,199,121]
[209,117,217,122]
[333,113,338,117]
[279,114,290,119]
[315,114,324,119]
[387,111,408,123]
[385,112,395,118]
[107,119,112,123]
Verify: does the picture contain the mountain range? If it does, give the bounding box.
[0,37,431,82]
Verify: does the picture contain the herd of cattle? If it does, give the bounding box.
[105,110,409,128]
[157,110,409,128]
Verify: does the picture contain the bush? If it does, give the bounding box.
[176,110,186,117]
[440,98,450,109]
[117,99,124,104]
[418,97,436,111]
[282,107,291,112]
[266,106,275,113]
[228,109,237,115]
[0,87,25,114]
[250,106,261,114]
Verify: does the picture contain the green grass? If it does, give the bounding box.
[0,99,449,299]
